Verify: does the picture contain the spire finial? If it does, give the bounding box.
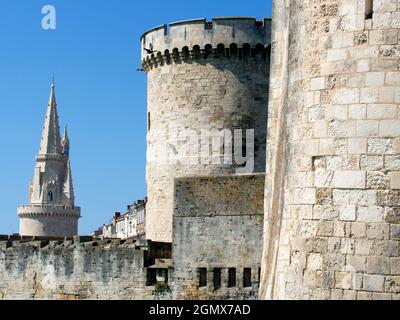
[51,74,55,88]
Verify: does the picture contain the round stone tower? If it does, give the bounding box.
[141,17,271,242]
[261,1,400,299]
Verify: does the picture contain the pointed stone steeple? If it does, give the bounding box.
[39,81,63,155]
[18,80,81,237]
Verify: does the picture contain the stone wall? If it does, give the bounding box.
[172,174,264,299]
[261,0,400,300]
[143,18,271,243]
[0,237,159,300]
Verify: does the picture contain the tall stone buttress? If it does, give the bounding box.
[261,0,400,299]
[17,81,81,237]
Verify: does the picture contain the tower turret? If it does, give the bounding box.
[141,17,271,242]
[17,81,81,237]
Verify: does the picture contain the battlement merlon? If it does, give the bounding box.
[140,17,272,61]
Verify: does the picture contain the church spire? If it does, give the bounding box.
[39,80,63,155]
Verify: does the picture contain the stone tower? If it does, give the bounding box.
[141,17,271,242]
[17,81,81,237]
[261,0,400,299]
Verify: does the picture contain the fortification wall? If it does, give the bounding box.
[143,17,271,243]
[172,174,264,300]
[261,0,400,300]
[0,237,157,300]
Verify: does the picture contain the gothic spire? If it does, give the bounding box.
[39,81,63,155]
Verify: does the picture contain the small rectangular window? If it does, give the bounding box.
[228,268,236,287]
[198,268,207,287]
[147,112,151,131]
[213,268,222,290]
[243,268,252,288]
[365,0,373,19]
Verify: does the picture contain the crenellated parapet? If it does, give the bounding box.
[140,17,271,71]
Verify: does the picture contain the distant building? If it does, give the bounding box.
[93,198,147,239]
[17,81,81,237]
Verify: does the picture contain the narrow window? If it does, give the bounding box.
[147,112,151,131]
[258,267,262,283]
[146,269,157,286]
[228,268,236,287]
[365,0,373,19]
[198,268,207,287]
[213,268,222,290]
[48,191,53,202]
[243,268,252,288]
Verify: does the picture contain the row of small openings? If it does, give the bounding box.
[365,0,373,20]
[198,267,260,289]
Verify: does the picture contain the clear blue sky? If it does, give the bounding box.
[0,0,272,235]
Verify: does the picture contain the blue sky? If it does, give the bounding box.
[0,0,272,235]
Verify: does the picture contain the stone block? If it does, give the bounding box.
[348,138,367,154]
[367,104,398,119]
[351,222,367,238]
[346,255,366,272]
[360,87,379,103]
[360,155,383,170]
[335,272,352,290]
[307,253,322,271]
[340,205,356,221]
[363,274,385,292]
[367,256,390,274]
[357,206,385,222]
[348,104,366,120]
[384,156,400,171]
[365,72,385,87]
[357,120,379,137]
[380,120,400,137]
[332,171,366,189]
[390,172,400,189]
[386,72,400,85]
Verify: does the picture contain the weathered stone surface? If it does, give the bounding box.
[142,18,271,243]
[261,0,400,300]
[172,174,264,300]
[0,240,157,300]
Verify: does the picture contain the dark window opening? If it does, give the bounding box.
[146,269,157,286]
[365,0,373,19]
[213,268,222,290]
[157,268,168,283]
[258,268,262,283]
[228,268,236,287]
[147,112,151,131]
[198,268,207,287]
[48,191,53,202]
[243,268,252,288]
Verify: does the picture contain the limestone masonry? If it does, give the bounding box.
[260,0,400,300]
[142,17,271,243]
[2,0,400,300]
[17,82,80,238]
